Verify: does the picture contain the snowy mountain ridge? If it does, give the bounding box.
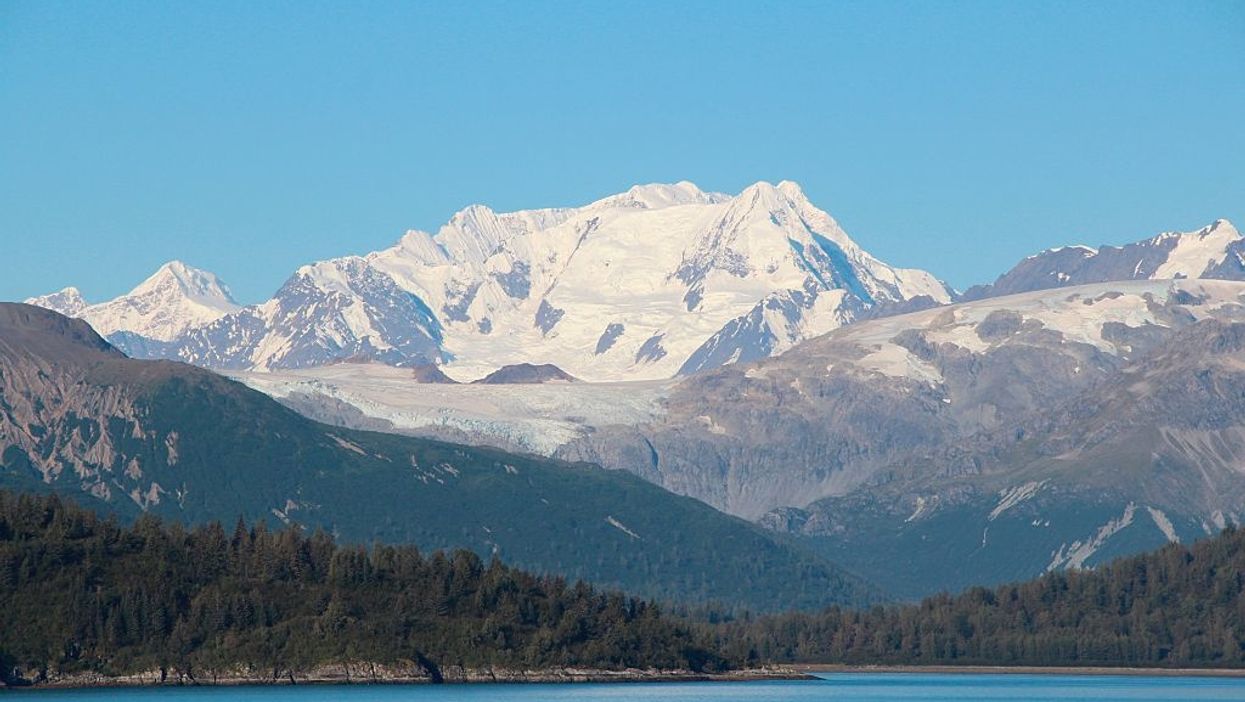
[364,179,952,380]
[25,261,240,342]
[25,180,953,381]
[26,180,1233,382]
[964,219,1243,300]
[24,287,88,317]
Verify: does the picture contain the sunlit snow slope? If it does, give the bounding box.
[26,181,951,381]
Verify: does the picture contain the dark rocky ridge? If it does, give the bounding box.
[472,363,578,384]
[963,220,1242,301]
[411,363,460,384]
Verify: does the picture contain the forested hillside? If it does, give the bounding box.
[714,527,1245,668]
[5,489,1245,687]
[0,491,725,685]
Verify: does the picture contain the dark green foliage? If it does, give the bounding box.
[5,489,1245,681]
[713,528,1245,668]
[0,491,726,681]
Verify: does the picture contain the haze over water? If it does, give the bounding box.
[17,674,1245,701]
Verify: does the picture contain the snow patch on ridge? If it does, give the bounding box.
[829,279,1240,383]
[606,516,641,540]
[1047,502,1137,571]
[905,496,931,523]
[859,343,943,385]
[989,481,1046,521]
[1146,506,1179,543]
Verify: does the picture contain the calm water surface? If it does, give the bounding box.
[12,673,1245,701]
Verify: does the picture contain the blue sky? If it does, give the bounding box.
[2,1,1242,303]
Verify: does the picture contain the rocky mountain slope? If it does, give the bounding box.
[963,219,1241,300]
[190,217,1245,598]
[230,277,1245,594]
[555,279,1245,595]
[27,181,950,381]
[265,277,1245,535]
[0,303,874,610]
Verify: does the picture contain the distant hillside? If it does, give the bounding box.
[0,302,875,612]
[716,525,1245,669]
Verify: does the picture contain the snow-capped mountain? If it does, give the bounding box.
[173,256,444,370]
[365,179,950,380]
[24,287,88,317]
[25,181,952,381]
[25,261,241,344]
[963,219,1242,300]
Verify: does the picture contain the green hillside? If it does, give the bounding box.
[0,490,725,683]
[714,527,1245,668]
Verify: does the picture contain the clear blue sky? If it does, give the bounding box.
[2,1,1242,303]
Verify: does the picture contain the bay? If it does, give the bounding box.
[10,673,1245,701]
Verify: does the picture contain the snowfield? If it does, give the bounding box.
[821,278,1245,384]
[227,279,1245,457]
[228,363,673,455]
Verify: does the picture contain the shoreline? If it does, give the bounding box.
[12,663,1245,689]
[2,666,811,690]
[798,664,1245,678]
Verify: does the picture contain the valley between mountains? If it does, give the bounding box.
[15,180,1245,603]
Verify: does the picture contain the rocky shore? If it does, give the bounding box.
[4,663,809,688]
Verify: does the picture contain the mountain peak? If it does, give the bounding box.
[24,286,89,317]
[449,203,497,223]
[1206,218,1237,235]
[736,180,809,208]
[65,261,244,342]
[129,260,238,307]
[590,181,723,211]
[776,180,807,200]
[625,180,704,201]
[52,179,951,379]
[1027,244,1097,260]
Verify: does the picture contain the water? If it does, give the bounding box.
[10,673,1245,701]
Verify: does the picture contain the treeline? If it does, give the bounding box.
[4,489,1245,685]
[0,491,726,683]
[710,527,1245,668]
